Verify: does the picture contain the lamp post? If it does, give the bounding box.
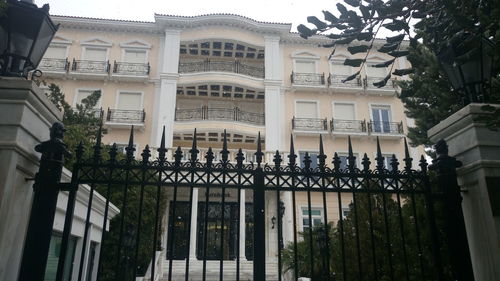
[438,33,494,105]
[0,0,59,78]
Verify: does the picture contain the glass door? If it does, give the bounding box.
[371,106,391,133]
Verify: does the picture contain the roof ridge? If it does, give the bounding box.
[154,13,291,26]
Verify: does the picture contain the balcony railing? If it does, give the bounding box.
[106,108,146,124]
[71,107,104,119]
[113,61,150,76]
[178,58,264,78]
[175,106,265,126]
[292,117,328,131]
[291,72,325,86]
[71,59,110,74]
[327,74,363,87]
[368,121,403,134]
[331,119,367,133]
[364,77,396,89]
[39,58,69,72]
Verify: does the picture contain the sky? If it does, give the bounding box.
[35,0,341,31]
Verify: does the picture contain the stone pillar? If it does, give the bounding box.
[264,35,283,152]
[0,78,62,281]
[239,189,246,260]
[428,103,500,281]
[152,29,181,148]
[189,188,198,260]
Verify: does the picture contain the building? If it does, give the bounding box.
[40,13,424,280]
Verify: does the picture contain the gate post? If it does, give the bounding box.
[18,122,70,281]
[429,139,474,281]
[253,167,266,281]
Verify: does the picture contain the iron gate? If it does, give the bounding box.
[19,123,474,281]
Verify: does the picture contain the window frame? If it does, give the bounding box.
[369,103,393,123]
[115,90,144,110]
[332,101,357,120]
[44,44,70,60]
[80,37,112,62]
[294,99,320,119]
[73,88,102,108]
[291,51,320,74]
[300,206,324,231]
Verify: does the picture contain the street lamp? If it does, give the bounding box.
[438,33,494,105]
[0,0,59,78]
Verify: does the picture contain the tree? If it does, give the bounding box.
[44,84,167,280]
[297,0,500,146]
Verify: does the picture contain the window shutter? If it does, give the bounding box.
[123,50,147,63]
[334,103,355,120]
[295,61,315,73]
[331,62,351,75]
[44,46,66,59]
[296,101,318,118]
[366,65,387,77]
[118,92,142,110]
[85,48,107,61]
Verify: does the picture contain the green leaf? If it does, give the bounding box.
[307,16,327,30]
[344,0,360,7]
[373,74,391,88]
[327,34,343,39]
[357,32,373,41]
[344,59,364,67]
[347,11,363,28]
[373,59,395,67]
[322,10,338,23]
[347,45,370,54]
[392,68,414,76]
[412,11,427,18]
[336,3,348,18]
[333,23,349,30]
[297,24,315,39]
[388,50,410,57]
[359,4,371,18]
[383,19,409,32]
[386,34,405,43]
[336,36,356,44]
[341,70,360,82]
[378,43,399,53]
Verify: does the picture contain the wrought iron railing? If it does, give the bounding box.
[71,59,110,74]
[327,74,363,87]
[113,61,150,76]
[71,107,103,119]
[364,77,396,89]
[175,106,265,125]
[331,119,367,133]
[38,58,69,72]
[368,121,404,134]
[291,72,325,85]
[292,117,328,131]
[178,58,264,78]
[106,108,146,124]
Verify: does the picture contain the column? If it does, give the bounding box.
[189,188,199,260]
[264,35,283,152]
[152,29,181,148]
[239,189,246,260]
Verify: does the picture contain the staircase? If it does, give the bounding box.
[159,259,280,281]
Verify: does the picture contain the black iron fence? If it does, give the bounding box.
[175,106,265,125]
[19,123,474,281]
[178,58,265,78]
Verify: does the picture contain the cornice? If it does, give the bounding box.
[51,15,160,34]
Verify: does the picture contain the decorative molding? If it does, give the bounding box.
[291,50,320,59]
[119,39,152,49]
[50,35,73,45]
[80,37,113,47]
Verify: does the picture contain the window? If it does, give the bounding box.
[117,92,142,110]
[44,233,77,281]
[333,103,355,120]
[299,151,319,169]
[301,207,323,230]
[295,101,318,118]
[331,61,352,75]
[341,207,350,219]
[371,105,392,133]
[366,63,387,77]
[74,89,101,108]
[84,47,107,61]
[123,49,147,63]
[115,143,137,155]
[337,153,359,170]
[44,45,67,59]
[382,154,397,172]
[295,60,316,73]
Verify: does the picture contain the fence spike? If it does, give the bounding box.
[273,150,282,168]
[93,123,103,161]
[142,145,151,165]
[109,143,118,163]
[347,136,355,171]
[190,129,199,163]
[288,134,297,167]
[375,136,385,171]
[304,151,311,170]
[221,129,229,163]
[362,152,371,172]
[174,146,183,166]
[236,148,245,169]
[419,155,428,173]
[206,147,214,166]
[333,152,341,172]
[255,132,263,166]
[390,154,399,172]
[125,126,136,161]
[318,135,326,169]
[403,138,413,171]
[158,126,167,163]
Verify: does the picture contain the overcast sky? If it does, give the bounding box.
[36,0,342,31]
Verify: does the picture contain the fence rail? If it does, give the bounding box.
[175,106,265,125]
[179,58,265,78]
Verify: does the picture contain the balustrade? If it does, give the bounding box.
[175,106,265,125]
[178,58,264,78]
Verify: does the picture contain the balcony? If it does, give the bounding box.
[368,121,404,138]
[330,119,367,137]
[106,108,146,128]
[175,106,265,126]
[38,58,69,77]
[291,72,325,87]
[327,74,363,92]
[71,107,104,120]
[292,117,328,134]
[111,61,150,81]
[70,59,110,79]
[364,77,397,95]
[178,58,264,79]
